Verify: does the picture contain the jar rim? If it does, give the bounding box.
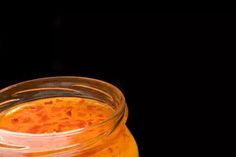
[0,76,126,138]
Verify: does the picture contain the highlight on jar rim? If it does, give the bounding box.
[0,76,139,157]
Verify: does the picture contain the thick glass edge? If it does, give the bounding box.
[0,76,126,138]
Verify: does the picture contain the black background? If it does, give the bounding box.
[0,11,234,156]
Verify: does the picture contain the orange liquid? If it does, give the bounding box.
[0,97,138,157]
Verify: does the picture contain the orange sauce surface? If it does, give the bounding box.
[0,97,138,157]
[0,97,113,133]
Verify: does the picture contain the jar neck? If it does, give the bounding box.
[0,77,127,154]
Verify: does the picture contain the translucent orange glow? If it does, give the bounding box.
[0,97,138,157]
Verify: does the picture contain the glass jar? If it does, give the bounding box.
[0,77,138,157]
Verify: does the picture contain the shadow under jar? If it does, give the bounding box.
[0,77,138,157]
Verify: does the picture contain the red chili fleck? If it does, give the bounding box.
[56,99,63,102]
[44,101,53,105]
[87,119,94,126]
[75,120,86,128]
[61,117,69,120]
[66,110,72,117]
[59,121,70,127]
[28,106,44,112]
[108,147,114,153]
[88,121,93,126]
[40,128,48,133]
[39,115,49,122]
[57,126,63,132]
[96,108,103,111]
[28,125,41,133]
[97,114,104,118]
[79,99,85,104]
[11,118,19,124]
[87,105,97,110]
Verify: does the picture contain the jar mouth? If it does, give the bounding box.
[0,76,126,138]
